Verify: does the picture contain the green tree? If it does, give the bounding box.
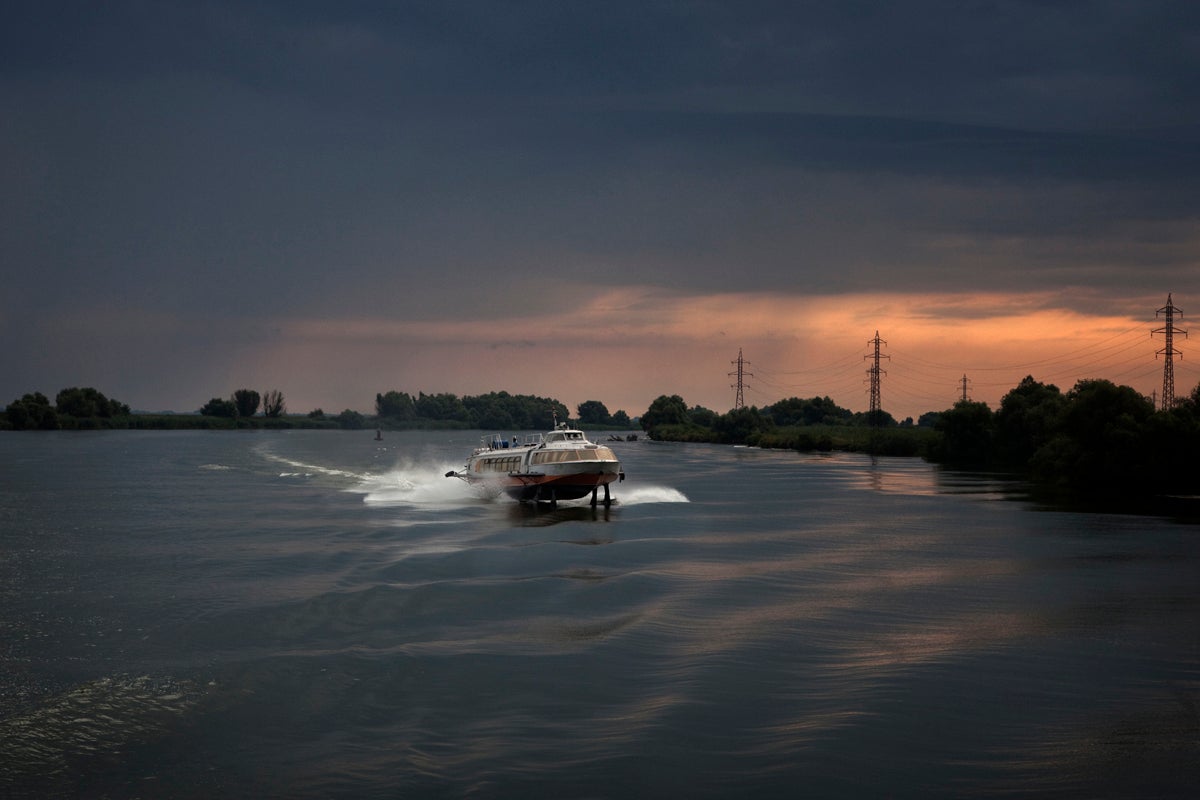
[262,390,285,418]
[519,395,569,429]
[5,392,60,430]
[917,411,942,428]
[415,391,469,422]
[467,395,515,429]
[713,406,773,443]
[1030,379,1154,493]
[376,391,415,419]
[200,397,237,418]
[457,392,567,429]
[577,400,612,425]
[767,396,853,426]
[1144,381,1200,495]
[640,395,689,435]
[857,409,898,428]
[464,392,511,428]
[688,405,719,428]
[611,409,631,426]
[232,389,261,417]
[993,376,1064,468]
[335,409,365,429]
[55,387,129,418]
[56,387,99,417]
[932,401,995,466]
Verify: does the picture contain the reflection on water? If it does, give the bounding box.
[508,502,615,526]
[0,675,213,794]
[2,431,1199,798]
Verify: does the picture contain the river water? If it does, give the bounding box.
[1,429,1198,798]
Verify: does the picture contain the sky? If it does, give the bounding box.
[3,1,1199,422]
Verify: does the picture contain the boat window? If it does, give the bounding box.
[530,448,617,465]
[533,450,579,465]
[478,456,522,472]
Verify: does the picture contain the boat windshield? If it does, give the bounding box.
[479,433,544,449]
[546,431,586,444]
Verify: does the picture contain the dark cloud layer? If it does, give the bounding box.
[8,1,1200,125]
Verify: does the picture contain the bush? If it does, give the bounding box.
[5,392,60,430]
[200,397,237,418]
[335,409,366,430]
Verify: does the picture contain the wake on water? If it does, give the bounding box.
[355,466,690,508]
[609,486,689,505]
[355,461,474,507]
[252,443,690,509]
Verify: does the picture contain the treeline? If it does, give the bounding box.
[3,388,131,430]
[928,376,1200,497]
[198,389,286,419]
[639,377,1200,499]
[1,386,348,430]
[639,393,926,455]
[373,391,631,430]
[2,386,633,432]
[1,386,330,431]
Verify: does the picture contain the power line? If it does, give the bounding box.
[753,346,870,376]
[887,324,1150,374]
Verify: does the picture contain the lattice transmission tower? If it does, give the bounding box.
[729,348,753,410]
[959,374,972,403]
[864,331,889,420]
[1153,293,1187,410]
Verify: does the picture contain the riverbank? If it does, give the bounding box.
[647,422,939,457]
[2,413,646,433]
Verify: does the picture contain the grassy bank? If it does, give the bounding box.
[123,414,343,430]
[648,423,940,457]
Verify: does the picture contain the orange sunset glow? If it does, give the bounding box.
[190,287,1191,424]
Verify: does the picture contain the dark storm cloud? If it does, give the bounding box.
[7,1,1200,122]
[3,1,1200,323]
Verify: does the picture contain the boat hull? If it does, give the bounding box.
[463,463,622,502]
[501,468,621,502]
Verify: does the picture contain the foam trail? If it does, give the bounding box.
[616,486,690,504]
[352,460,478,508]
[258,451,373,481]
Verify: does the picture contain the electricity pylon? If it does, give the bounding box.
[729,348,752,410]
[1153,293,1186,410]
[864,331,889,420]
[959,374,971,403]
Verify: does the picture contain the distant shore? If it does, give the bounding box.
[2,413,641,433]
